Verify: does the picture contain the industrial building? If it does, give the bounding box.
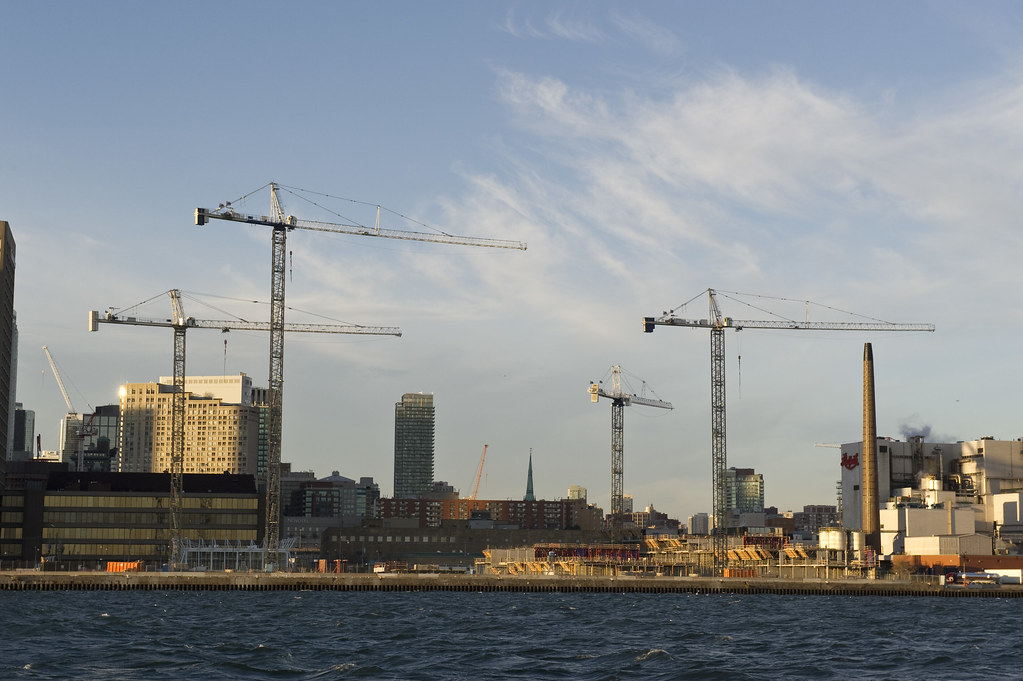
[379,496,603,532]
[392,392,434,498]
[322,522,607,572]
[117,380,260,475]
[0,469,260,569]
[840,435,1023,558]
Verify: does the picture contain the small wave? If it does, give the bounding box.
[636,648,672,662]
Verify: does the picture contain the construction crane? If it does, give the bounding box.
[462,443,488,519]
[196,182,526,568]
[589,365,673,543]
[42,346,93,472]
[643,288,934,571]
[470,444,488,502]
[90,288,402,568]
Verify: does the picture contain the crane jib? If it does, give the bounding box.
[196,207,527,251]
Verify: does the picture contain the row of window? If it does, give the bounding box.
[341,535,462,544]
[42,511,256,526]
[43,496,257,510]
[43,527,258,542]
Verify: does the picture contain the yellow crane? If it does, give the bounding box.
[195,182,526,568]
[466,444,488,517]
[643,288,933,571]
[90,288,401,568]
[589,365,672,543]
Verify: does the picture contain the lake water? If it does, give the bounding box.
[1,590,1018,680]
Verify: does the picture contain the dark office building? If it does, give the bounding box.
[393,393,434,498]
[0,222,14,487]
[0,470,259,568]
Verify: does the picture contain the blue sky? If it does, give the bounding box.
[4,1,1023,522]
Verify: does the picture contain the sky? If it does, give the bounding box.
[4,1,1023,523]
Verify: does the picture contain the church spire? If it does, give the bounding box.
[524,449,535,501]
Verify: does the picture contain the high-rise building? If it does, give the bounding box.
[567,485,587,501]
[251,386,269,477]
[688,512,711,535]
[726,467,765,513]
[159,373,255,405]
[12,403,34,459]
[0,221,15,487]
[7,310,16,460]
[393,392,434,498]
[117,381,259,475]
[58,412,84,465]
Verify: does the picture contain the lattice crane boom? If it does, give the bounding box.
[42,345,75,414]
[90,288,401,568]
[470,444,488,502]
[589,365,672,543]
[643,288,933,573]
[196,183,526,568]
[42,345,90,473]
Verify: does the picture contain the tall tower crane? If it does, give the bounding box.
[589,365,672,543]
[42,345,92,472]
[90,288,401,568]
[196,182,526,566]
[643,288,934,570]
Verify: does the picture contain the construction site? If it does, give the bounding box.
[475,535,867,580]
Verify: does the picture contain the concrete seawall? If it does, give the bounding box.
[0,571,1016,597]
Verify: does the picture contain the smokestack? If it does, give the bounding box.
[861,343,881,555]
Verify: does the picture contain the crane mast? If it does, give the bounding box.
[91,288,401,568]
[196,183,525,568]
[644,288,934,573]
[589,365,672,543]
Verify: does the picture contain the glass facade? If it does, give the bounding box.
[0,474,260,568]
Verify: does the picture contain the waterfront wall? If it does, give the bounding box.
[0,571,1017,597]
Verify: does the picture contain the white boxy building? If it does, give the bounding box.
[841,436,1023,557]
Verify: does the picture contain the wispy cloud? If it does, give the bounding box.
[611,11,682,57]
[502,7,606,43]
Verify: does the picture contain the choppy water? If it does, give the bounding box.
[1,590,1019,680]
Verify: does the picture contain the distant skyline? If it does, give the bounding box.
[4,2,1023,522]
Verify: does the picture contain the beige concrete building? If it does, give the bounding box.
[117,381,259,475]
[159,372,255,406]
